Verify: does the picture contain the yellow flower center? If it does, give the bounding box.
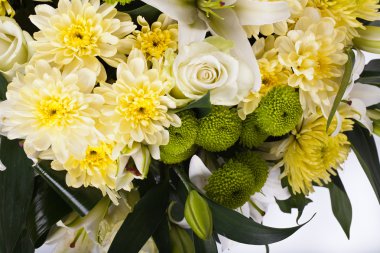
[136,29,173,59]
[61,18,96,56]
[37,95,78,127]
[80,144,114,171]
[117,86,160,128]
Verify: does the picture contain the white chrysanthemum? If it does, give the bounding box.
[30,0,136,80]
[275,8,347,115]
[95,49,181,159]
[52,141,120,203]
[0,60,103,163]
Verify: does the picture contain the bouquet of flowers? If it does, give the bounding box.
[1,0,380,252]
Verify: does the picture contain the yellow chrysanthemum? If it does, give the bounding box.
[275,8,347,115]
[0,0,14,17]
[133,14,178,60]
[95,49,181,158]
[52,142,120,202]
[238,36,291,119]
[308,0,380,40]
[29,0,136,81]
[0,60,103,163]
[276,112,353,195]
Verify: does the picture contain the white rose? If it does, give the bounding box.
[172,36,255,106]
[0,17,33,81]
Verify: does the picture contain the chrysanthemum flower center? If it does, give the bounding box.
[61,18,96,55]
[117,86,160,128]
[136,29,172,59]
[37,96,77,127]
[81,144,114,170]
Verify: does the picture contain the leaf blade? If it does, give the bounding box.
[328,175,352,239]
[207,200,313,245]
[326,49,355,130]
[109,180,170,253]
[0,137,34,253]
[346,124,380,204]
[33,161,102,216]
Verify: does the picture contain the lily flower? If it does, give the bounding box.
[140,0,290,91]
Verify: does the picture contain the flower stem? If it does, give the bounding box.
[173,166,193,192]
[248,199,265,216]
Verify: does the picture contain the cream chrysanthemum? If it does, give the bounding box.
[308,0,380,40]
[272,112,353,194]
[238,36,291,119]
[0,60,103,163]
[52,142,120,202]
[275,8,347,115]
[95,49,181,159]
[133,14,178,61]
[30,0,136,81]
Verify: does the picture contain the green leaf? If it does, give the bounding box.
[27,176,72,248]
[109,179,170,253]
[276,194,312,224]
[360,59,380,77]
[121,4,161,23]
[356,76,380,86]
[0,73,8,101]
[0,137,34,253]
[207,200,314,245]
[347,124,380,204]
[33,161,102,216]
[328,175,352,239]
[13,229,34,253]
[173,92,212,118]
[153,216,171,253]
[193,234,218,253]
[326,49,355,130]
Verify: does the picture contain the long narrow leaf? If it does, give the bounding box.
[109,180,170,253]
[347,124,380,204]
[328,175,352,239]
[0,73,7,101]
[33,161,102,216]
[207,200,314,245]
[326,49,355,130]
[27,176,72,247]
[0,137,34,253]
[193,233,218,253]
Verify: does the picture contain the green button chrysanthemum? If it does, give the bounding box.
[235,151,269,194]
[240,113,268,148]
[196,106,242,152]
[160,110,199,164]
[255,86,302,136]
[205,159,255,209]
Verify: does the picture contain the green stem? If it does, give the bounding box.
[173,167,193,192]
[248,199,265,216]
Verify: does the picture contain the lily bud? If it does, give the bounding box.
[169,224,195,253]
[353,26,380,54]
[373,120,380,137]
[184,190,213,240]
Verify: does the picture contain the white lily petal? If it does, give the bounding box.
[132,145,151,178]
[352,50,365,82]
[188,155,212,192]
[351,82,380,107]
[330,111,342,137]
[234,0,290,26]
[140,0,197,24]
[178,19,208,47]
[206,9,262,91]
[350,98,374,131]
[0,160,5,171]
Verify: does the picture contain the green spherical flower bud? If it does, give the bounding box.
[160,145,197,164]
[235,151,268,193]
[240,113,269,148]
[160,110,198,164]
[255,86,302,136]
[205,160,255,209]
[196,106,242,152]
